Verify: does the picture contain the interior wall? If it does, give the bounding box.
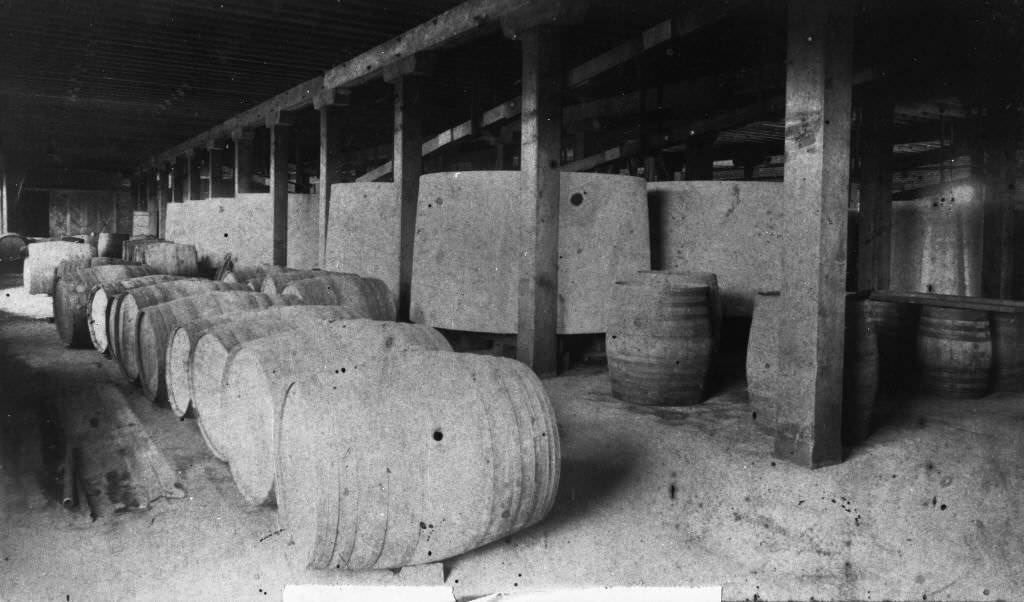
[164,193,318,270]
[45,189,130,238]
[324,182,400,297]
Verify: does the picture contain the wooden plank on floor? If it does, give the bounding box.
[870,290,1024,313]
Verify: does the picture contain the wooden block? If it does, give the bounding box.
[409,171,648,334]
[324,183,400,298]
[649,181,783,316]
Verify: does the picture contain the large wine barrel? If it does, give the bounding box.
[121,237,161,263]
[188,306,366,460]
[96,233,130,258]
[606,274,713,406]
[862,300,918,394]
[0,233,28,262]
[916,306,992,398]
[281,274,396,321]
[222,321,452,505]
[141,242,199,276]
[89,275,188,354]
[843,297,879,444]
[115,280,248,381]
[746,291,781,431]
[990,313,1024,392]
[136,291,294,404]
[24,241,96,295]
[259,269,327,295]
[53,265,157,348]
[278,351,561,570]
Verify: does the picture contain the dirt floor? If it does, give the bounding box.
[1,262,1023,601]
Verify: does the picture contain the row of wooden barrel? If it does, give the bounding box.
[51,261,561,570]
[746,292,1024,439]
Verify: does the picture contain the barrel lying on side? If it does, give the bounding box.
[89,275,188,354]
[136,291,294,404]
[165,305,362,422]
[221,320,452,505]
[141,242,199,276]
[278,351,561,570]
[260,269,327,295]
[53,265,157,348]
[115,280,249,381]
[24,241,96,295]
[281,273,396,321]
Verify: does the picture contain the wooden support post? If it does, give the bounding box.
[186,150,201,201]
[775,0,854,468]
[856,82,894,291]
[233,129,255,195]
[268,112,295,267]
[146,170,159,237]
[386,66,427,321]
[157,164,171,239]
[172,156,187,203]
[316,89,350,268]
[980,106,1018,299]
[207,141,227,199]
[516,27,563,376]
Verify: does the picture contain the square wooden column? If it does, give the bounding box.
[146,169,158,237]
[517,27,563,377]
[775,0,855,468]
[207,141,228,199]
[387,67,426,322]
[186,150,202,201]
[233,129,256,195]
[855,82,894,291]
[979,105,1018,299]
[315,89,350,268]
[268,112,295,267]
[173,156,187,203]
[157,164,172,239]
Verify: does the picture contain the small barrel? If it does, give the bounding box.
[222,320,452,505]
[115,280,248,381]
[89,275,187,354]
[916,306,992,399]
[259,269,327,295]
[96,232,130,258]
[278,351,560,570]
[843,296,879,444]
[53,265,157,348]
[746,291,781,430]
[141,242,199,276]
[164,305,361,420]
[605,274,713,406]
[24,241,96,295]
[0,233,28,262]
[136,291,294,404]
[990,313,1024,392]
[121,237,160,263]
[281,274,396,321]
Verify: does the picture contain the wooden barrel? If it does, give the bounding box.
[96,232,130,258]
[278,351,560,570]
[222,321,452,505]
[260,269,327,295]
[136,291,294,404]
[637,270,721,352]
[53,265,157,348]
[746,291,780,431]
[281,274,396,321]
[141,242,199,276]
[843,297,879,444]
[189,306,367,460]
[916,306,992,398]
[221,265,280,288]
[121,237,161,263]
[606,276,712,406]
[89,275,187,354]
[90,257,130,267]
[862,300,918,393]
[990,313,1024,392]
[115,280,248,381]
[24,241,96,295]
[0,233,28,262]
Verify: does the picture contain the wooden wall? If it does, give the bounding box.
[46,189,131,238]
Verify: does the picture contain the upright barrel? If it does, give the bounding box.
[96,233,130,258]
[990,312,1024,392]
[53,264,157,348]
[281,274,396,321]
[115,280,248,381]
[916,306,992,398]
[221,320,452,505]
[843,296,879,444]
[24,241,96,295]
[165,305,361,420]
[746,291,781,430]
[606,273,713,406]
[89,275,187,354]
[278,351,560,570]
[862,299,918,393]
[136,291,292,403]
